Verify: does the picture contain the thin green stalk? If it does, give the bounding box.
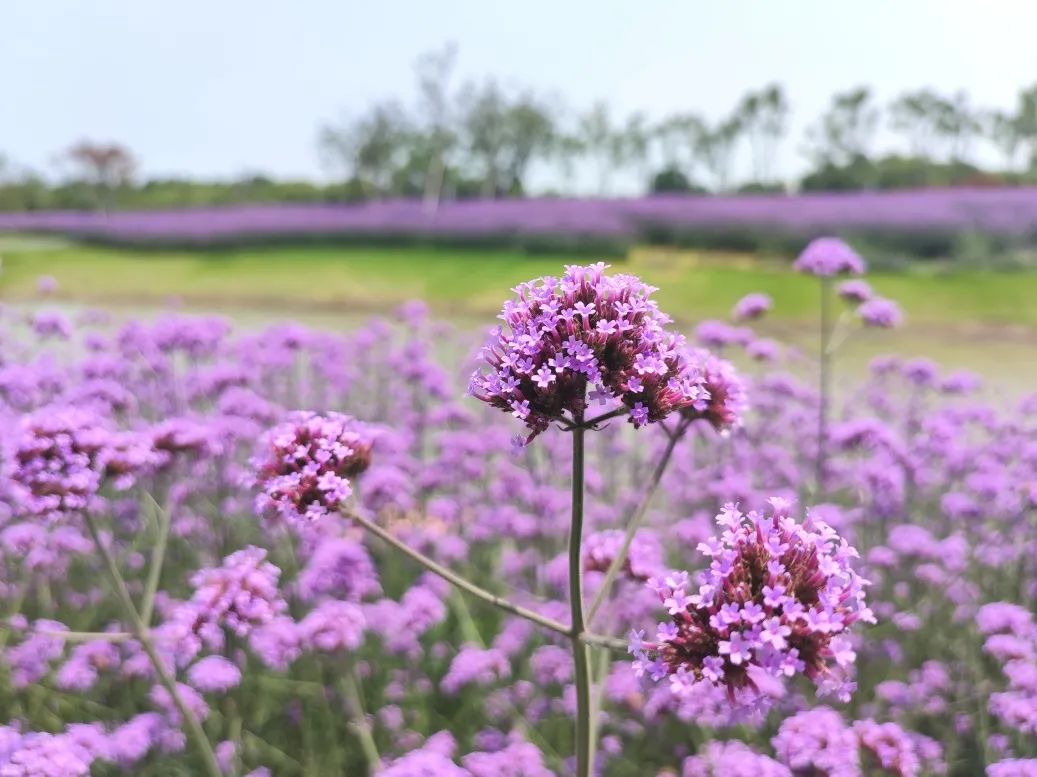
[569,421,593,777]
[339,668,381,774]
[140,493,171,627]
[817,275,833,495]
[587,418,688,625]
[347,511,570,637]
[82,512,223,777]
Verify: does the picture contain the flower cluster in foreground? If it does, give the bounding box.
[251,411,373,522]
[632,498,874,709]
[468,262,712,442]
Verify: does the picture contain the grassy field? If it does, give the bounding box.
[1,238,1034,389]
[2,239,1037,327]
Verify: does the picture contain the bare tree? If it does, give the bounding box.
[935,91,980,163]
[63,141,136,211]
[318,102,410,195]
[459,80,511,197]
[654,113,706,180]
[501,92,555,194]
[804,86,879,166]
[889,89,946,158]
[609,112,651,193]
[414,43,458,210]
[1004,84,1037,172]
[575,102,617,195]
[737,84,789,182]
[694,117,742,192]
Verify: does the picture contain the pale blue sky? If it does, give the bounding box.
[4,0,1036,188]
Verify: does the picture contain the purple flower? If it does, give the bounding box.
[772,707,860,775]
[633,500,873,710]
[173,546,287,645]
[858,297,903,328]
[837,279,873,304]
[36,275,58,295]
[679,349,747,431]
[441,645,511,694]
[681,740,790,776]
[468,263,706,443]
[2,406,132,520]
[186,655,242,693]
[252,412,374,522]
[853,719,944,776]
[732,293,773,322]
[794,237,866,276]
[297,600,366,653]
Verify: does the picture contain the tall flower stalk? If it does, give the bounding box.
[568,412,593,776]
[793,238,865,496]
[817,275,833,493]
[465,263,733,776]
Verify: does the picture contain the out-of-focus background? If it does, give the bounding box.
[2,1,1036,384]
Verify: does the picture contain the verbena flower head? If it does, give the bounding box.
[681,740,790,777]
[468,262,707,443]
[187,655,242,693]
[771,707,860,776]
[858,298,903,329]
[1,407,143,520]
[794,237,866,277]
[837,279,873,304]
[175,546,287,645]
[632,498,873,710]
[732,293,773,322]
[252,412,373,522]
[3,408,104,519]
[680,348,747,431]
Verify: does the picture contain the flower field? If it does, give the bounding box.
[5,187,1037,254]
[0,247,1035,776]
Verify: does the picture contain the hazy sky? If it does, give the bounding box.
[4,0,1037,188]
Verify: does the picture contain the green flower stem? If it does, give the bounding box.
[83,512,223,777]
[586,417,689,626]
[339,666,381,774]
[347,511,570,637]
[569,421,593,777]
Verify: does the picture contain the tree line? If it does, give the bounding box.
[5,45,1037,211]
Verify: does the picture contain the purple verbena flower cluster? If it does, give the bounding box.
[251,411,373,522]
[468,262,709,442]
[633,498,873,709]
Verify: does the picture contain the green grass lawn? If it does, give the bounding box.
[1,240,1036,328]
[0,238,1034,390]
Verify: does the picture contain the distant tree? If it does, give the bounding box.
[804,86,880,166]
[500,92,555,194]
[62,141,136,211]
[459,80,512,197]
[609,112,651,192]
[986,110,1021,169]
[889,89,947,158]
[551,132,585,194]
[654,113,706,184]
[694,117,743,192]
[650,167,700,194]
[318,101,410,196]
[1007,83,1037,171]
[578,102,616,195]
[413,43,459,210]
[736,84,789,182]
[934,91,980,163]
